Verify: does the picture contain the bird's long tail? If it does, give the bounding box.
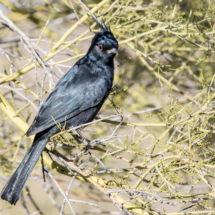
[1,132,48,205]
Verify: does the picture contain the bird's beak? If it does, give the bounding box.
[107,48,118,55]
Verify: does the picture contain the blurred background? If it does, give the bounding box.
[1,0,215,214]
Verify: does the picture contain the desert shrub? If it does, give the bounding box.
[0,0,215,214]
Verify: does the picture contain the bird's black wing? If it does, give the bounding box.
[26,64,109,136]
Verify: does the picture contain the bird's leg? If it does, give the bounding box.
[44,148,54,161]
[45,147,76,162]
[76,129,90,145]
[76,129,91,154]
[73,134,82,144]
[41,152,46,182]
[67,130,82,144]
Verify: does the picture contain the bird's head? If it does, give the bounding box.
[87,24,118,62]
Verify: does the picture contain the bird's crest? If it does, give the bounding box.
[87,20,117,55]
[99,19,111,32]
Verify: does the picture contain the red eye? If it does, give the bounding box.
[99,45,103,50]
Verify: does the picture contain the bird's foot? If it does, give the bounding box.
[83,138,90,145]
[82,139,91,154]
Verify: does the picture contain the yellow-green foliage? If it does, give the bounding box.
[1,0,215,214]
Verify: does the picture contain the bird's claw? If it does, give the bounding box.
[83,138,90,145]
[82,139,91,154]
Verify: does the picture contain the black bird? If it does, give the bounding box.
[1,25,118,205]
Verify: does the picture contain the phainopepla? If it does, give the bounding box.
[1,24,118,205]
